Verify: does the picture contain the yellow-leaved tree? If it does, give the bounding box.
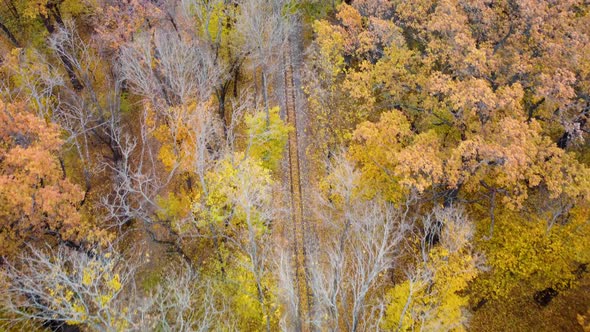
[383,207,480,332]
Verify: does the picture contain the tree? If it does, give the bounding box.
[306,0,590,190]
[186,111,290,330]
[149,105,290,329]
[350,108,590,213]
[138,264,225,331]
[92,0,161,52]
[0,100,106,260]
[306,155,411,331]
[383,207,480,332]
[235,0,294,123]
[5,21,133,196]
[302,1,417,178]
[119,29,221,109]
[349,106,590,304]
[1,245,223,331]
[472,205,590,300]
[0,0,90,89]
[245,106,292,171]
[2,0,589,330]
[1,245,133,331]
[307,1,590,325]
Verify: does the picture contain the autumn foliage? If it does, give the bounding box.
[0,100,103,259]
[0,0,589,331]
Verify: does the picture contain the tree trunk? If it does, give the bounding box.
[0,21,20,47]
[40,13,84,91]
[216,85,228,135]
[261,69,270,127]
[443,187,460,207]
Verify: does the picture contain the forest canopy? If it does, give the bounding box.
[0,0,589,331]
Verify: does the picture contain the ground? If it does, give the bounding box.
[471,276,590,331]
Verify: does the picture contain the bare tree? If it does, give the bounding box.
[115,20,258,270]
[137,265,226,332]
[42,21,129,192]
[306,156,412,332]
[0,245,137,331]
[119,29,222,109]
[179,0,250,129]
[118,26,227,172]
[235,0,294,123]
[6,49,65,119]
[276,247,300,331]
[1,244,227,332]
[99,109,159,228]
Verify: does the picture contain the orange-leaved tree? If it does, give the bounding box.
[0,99,105,260]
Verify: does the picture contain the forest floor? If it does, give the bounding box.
[471,275,590,331]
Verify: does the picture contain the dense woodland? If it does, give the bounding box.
[0,0,589,331]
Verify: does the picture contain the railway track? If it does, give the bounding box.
[284,40,311,331]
